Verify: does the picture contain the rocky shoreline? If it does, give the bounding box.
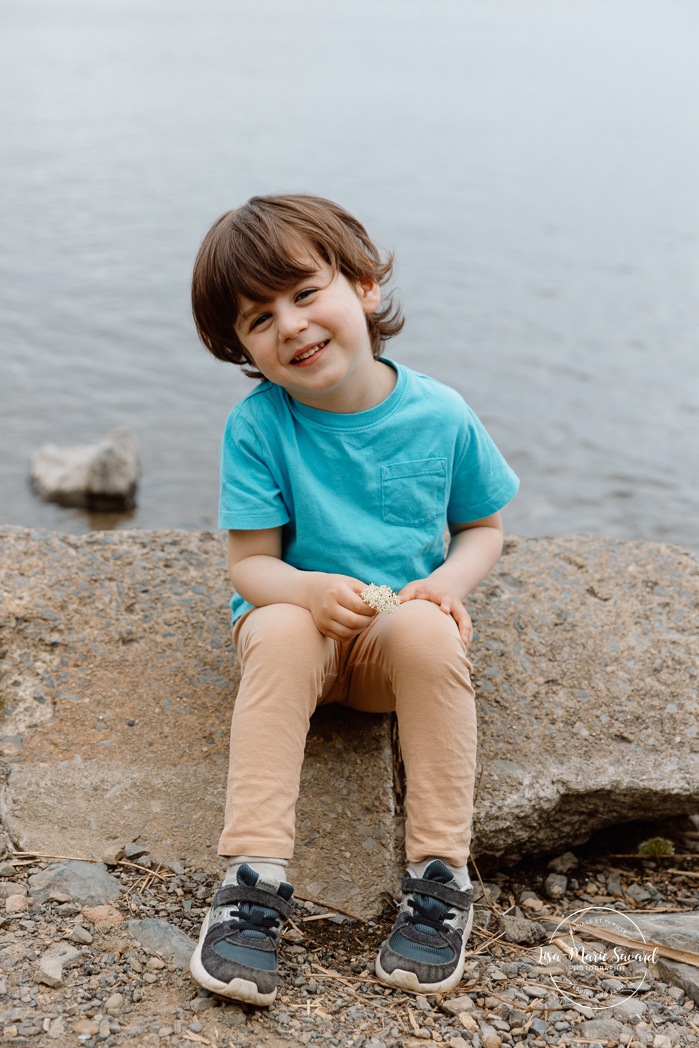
[3,826,699,1048]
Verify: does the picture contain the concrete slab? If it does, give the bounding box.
[2,526,698,895]
[468,534,699,864]
[0,528,398,916]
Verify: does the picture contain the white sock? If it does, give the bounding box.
[408,857,472,891]
[222,855,288,888]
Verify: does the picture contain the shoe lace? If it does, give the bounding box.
[405,892,454,935]
[226,901,281,941]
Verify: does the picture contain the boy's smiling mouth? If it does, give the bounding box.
[290,340,329,366]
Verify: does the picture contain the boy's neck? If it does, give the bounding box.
[288,359,397,414]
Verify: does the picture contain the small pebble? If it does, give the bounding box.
[521,983,546,998]
[68,924,93,945]
[442,994,476,1015]
[521,896,544,912]
[458,1011,479,1032]
[627,883,653,903]
[105,992,125,1014]
[0,882,28,900]
[6,894,31,914]
[548,851,579,874]
[124,842,151,860]
[544,872,568,899]
[101,844,125,865]
[73,1019,100,1036]
[190,997,217,1012]
[529,1016,550,1036]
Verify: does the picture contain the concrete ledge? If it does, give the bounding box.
[1,527,698,908]
[0,528,397,916]
[470,534,699,864]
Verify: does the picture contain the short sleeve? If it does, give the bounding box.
[218,413,291,530]
[447,403,519,523]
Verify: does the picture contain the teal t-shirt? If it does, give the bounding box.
[219,360,519,624]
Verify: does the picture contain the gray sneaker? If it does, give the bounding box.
[189,864,294,1006]
[375,859,473,993]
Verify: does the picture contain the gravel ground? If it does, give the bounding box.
[2,824,699,1048]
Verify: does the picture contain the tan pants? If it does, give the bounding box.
[219,599,477,867]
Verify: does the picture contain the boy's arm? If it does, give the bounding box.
[227,529,375,642]
[397,512,504,648]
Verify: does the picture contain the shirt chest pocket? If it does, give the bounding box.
[380,458,448,527]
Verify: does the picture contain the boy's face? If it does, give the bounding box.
[233,261,382,411]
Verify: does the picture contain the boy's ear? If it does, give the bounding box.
[355,277,381,315]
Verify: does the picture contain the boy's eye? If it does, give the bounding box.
[249,313,271,331]
[296,288,317,302]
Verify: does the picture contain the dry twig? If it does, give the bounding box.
[296,895,365,922]
[12,850,169,881]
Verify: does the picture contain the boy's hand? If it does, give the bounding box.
[397,579,473,649]
[305,573,376,642]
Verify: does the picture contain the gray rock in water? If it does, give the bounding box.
[29,428,140,510]
[28,860,121,905]
[128,917,196,968]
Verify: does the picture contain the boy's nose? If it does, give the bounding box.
[277,306,308,340]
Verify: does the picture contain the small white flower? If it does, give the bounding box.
[360,583,401,615]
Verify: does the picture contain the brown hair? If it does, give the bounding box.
[191,194,404,378]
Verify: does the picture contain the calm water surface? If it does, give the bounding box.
[1,0,698,552]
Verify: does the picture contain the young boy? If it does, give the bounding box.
[189,194,519,1006]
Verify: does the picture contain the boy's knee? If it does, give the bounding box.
[399,597,456,632]
[391,599,464,660]
[241,604,326,659]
